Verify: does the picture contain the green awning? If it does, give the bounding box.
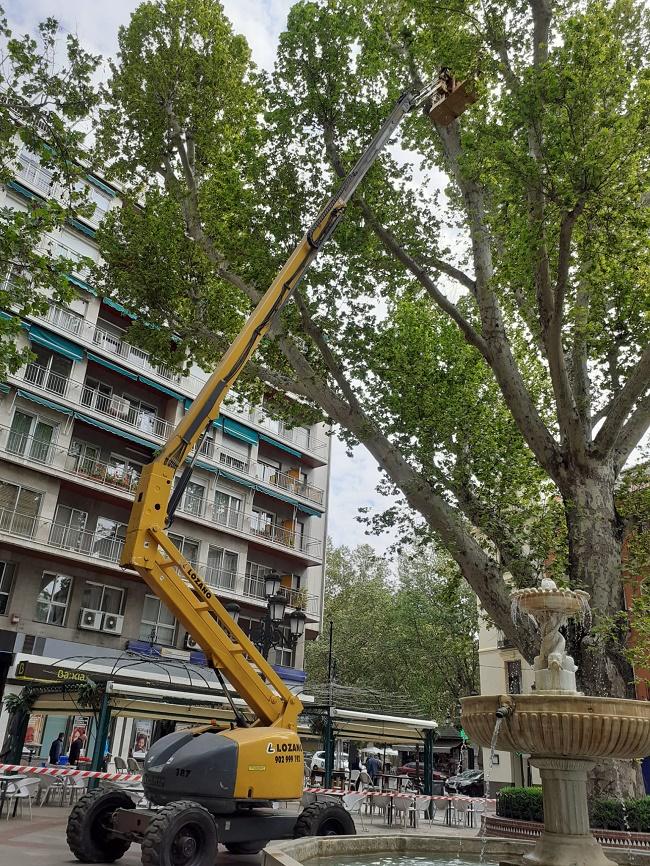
[217,468,256,489]
[138,375,184,402]
[68,217,96,239]
[0,383,10,395]
[259,433,301,458]
[194,460,218,474]
[7,180,46,202]
[86,352,138,381]
[254,484,323,516]
[102,297,136,319]
[67,274,96,295]
[221,417,258,446]
[29,324,84,362]
[73,412,155,451]
[87,175,117,198]
[17,389,73,415]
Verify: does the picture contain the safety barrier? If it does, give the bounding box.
[0,763,142,783]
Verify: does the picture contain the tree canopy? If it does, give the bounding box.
[0,7,101,376]
[304,541,479,722]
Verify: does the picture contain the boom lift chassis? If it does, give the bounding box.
[66,72,474,866]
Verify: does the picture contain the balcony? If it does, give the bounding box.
[249,516,322,558]
[15,363,175,442]
[0,506,126,565]
[254,463,324,506]
[16,160,53,194]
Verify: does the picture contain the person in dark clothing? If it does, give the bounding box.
[68,735,85,766]
[49,732,65,765]
[366,754,380,785]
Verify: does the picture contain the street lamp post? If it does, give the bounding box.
[222,571,306,661]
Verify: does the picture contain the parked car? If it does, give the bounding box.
[444,769,485,797]
[311,750,349,771]
[396,762,447,783]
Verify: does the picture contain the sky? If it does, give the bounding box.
[5,0,399,555]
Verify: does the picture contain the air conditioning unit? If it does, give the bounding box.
[184,633,199,650]
[102,613,124,635]
[79,609,103,631]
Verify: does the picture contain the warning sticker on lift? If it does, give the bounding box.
[248,765,266,772]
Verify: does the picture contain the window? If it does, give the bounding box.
[168,533,200,567]
[250,508,274,538]
[17,148,53,192]
[68,440,102,477]
[237,614,294,668]
[0,561,16,614]
[214,491,242,529]
[50,504,88,552]
[92,517,127,562]
[506,660,522,695]
[47,304,83,336]
[198,429,215,460]
[244,561,274,598]
[184,481,205,517]
[218,435,249,472]
[205,546,238,590]
[35,572,72,625]
[140,595,176,645]
[76,181,112,223]
[7,410,57,463]
[0,481,42,537]
[93,318,125,355]
[81,377,113,412]
[24,346,73,396]
[107,454,142,489]
[256,458,280,485]
[82,581,125,614]
[123,396,158,434]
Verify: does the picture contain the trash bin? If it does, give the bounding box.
[431,780,444,796]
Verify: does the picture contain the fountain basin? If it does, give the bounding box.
[462,694,650,759]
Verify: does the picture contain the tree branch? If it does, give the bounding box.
[593,344,650,458]
[612,394,650,472]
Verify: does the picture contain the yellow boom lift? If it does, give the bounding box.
[66,71,475,866]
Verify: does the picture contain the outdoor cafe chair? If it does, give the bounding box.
[413,794,432,827]
[342,791,367,830]
[369,792,391,824]
[126,758,141,773]
[38,774,67,807]
[431,797,450,823]
[66,775,88,805]
[114,756,128,771]
[391,795,412,827]
[5,777,40,820]
[453,797,471,826]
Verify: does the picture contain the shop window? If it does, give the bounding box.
[0,561,16,614]
[140,595,176,645]
[35,572,73,625]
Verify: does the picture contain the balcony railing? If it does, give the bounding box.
[91,320,182,384]
[242,573,319,615]
[0,507,125,564]
[15,363,175,441]
[254,463,324,506]
[42,236,92,278]
[249,517,322,557]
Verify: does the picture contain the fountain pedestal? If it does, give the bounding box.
[524,757,615,866]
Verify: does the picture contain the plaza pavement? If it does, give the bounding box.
[0,801,479,865]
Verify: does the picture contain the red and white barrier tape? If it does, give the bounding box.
[303,786,495,805]
[0,763,142,782]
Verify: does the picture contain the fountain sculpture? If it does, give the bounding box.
[462,579,650,866]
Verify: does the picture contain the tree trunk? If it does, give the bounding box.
[561,462,641,797]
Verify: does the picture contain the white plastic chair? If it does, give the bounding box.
[431,797,450,823]
[342,791,367,830]
[369,792,391,824]
[391,796,412,827]
[67,775,88,804]
[453,797,471,826]
[5,778,40,820]
[413,794,432,827]
[38,775,67,806]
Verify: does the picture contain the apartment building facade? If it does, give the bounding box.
[0,147,330,761]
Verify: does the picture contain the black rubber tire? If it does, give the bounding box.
[67,788,135,863]
[224,841,268,855]
[140,800,217,866]
[293,802,356,838]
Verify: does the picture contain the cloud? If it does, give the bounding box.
[327,437,399,556]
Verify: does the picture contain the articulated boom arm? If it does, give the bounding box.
[121,70,472,732]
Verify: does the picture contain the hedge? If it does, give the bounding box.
[496,787,650,832]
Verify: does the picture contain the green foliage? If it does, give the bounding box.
[496,786,544,823]
[304,540,478,720]
[0,8,101,377]
[2,689,35,716]
[498,786,650,831]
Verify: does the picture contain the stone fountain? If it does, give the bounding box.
[462,578,650,866]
